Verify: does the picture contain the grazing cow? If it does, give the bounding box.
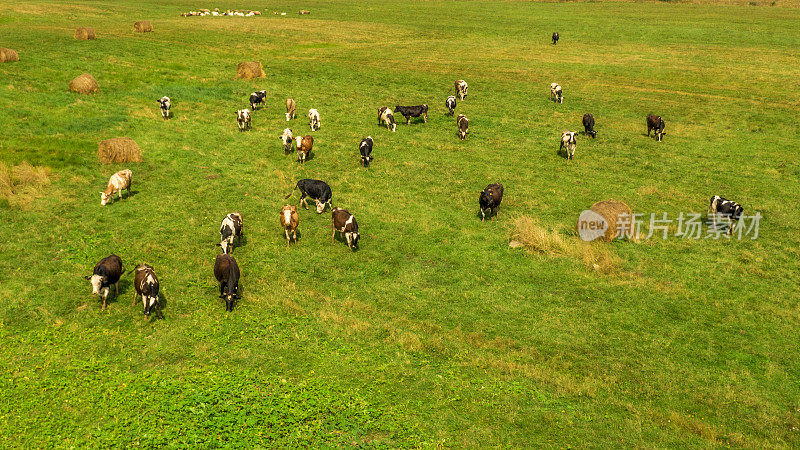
[359,136,373,167]
[285,178,332,213]
[479,183,504,221]
[295,134,313,164]
[133,263,161,319]
[454,79,468,100]
[100,169,132,206]
[457,114,469,140]
[279,204,299,248]
[552,32,559,44]
[332,207,359,249]
[394,104,428,125]
[249,90,267,110]
[286,98,296,121]
[550,83,563,103]
[646,114,665,141]
[378,107,396,132]
[280,128,294,153]
[236,109,251,131]
[708,196,744,235]
[582,113,597,138]
[85,254,124,311]
[445,96,457,116]
[157,96,171,119]
[560,131,577,160]
[213,253,240,312]
[308,108,320,131]
[218,212,243,254]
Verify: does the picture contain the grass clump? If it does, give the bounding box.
[0,161,51,209]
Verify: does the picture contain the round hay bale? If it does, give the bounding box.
[0,47,19,63]
[74,27,96,40]
[69,73,98,94]
[236,61,265,79]
[134,21,153,33]
[576,199,634,242]
[98,137,142,164]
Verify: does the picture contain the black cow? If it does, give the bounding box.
[479,183,504,221]
[394,104,428,125]
[285,179,332,213]
[332,207,359,249]
[708,196,744,235]
[582,113,597,138]
[214,254,240,312]
[249,90,267,110]
[133,263,161,319]
[85,254,124,311]
[646,114,665,141]
[445,96,456,116]
[552,32,559,45]
[359,137,373,167]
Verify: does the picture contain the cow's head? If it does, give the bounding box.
[84,274,104,295]
[100,191,111,206]
[219,240,230,254]
[315,200,326,214]
[143,295,159,317]
[347,231,360,249]
[220,292,239,312]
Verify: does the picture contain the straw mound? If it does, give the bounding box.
[299,10,311,14]
[69,73,98,94]
[0,47,19,62]
[98,137,143,164]
[236,61,265,79]
[134,21,153,32]
[74,27,96,40]
[584,199,634,242]
[0,161,51,210]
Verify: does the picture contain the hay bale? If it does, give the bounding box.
[0,47,19,62]
[236,61,265,79]
[576,199,634,242]
[98,137,142,164]
[74,27,96,40]
[69,73,98,94]
[299,10,311,14]
[134,21,153,32]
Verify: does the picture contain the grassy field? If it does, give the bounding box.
[1,0,799,446]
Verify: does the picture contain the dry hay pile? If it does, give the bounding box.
[98,137,143,164]
[0,161,51,209]
[236,61,265,79]
[74,27,96,40]
[69,73,98,94]
[0,47,19,62]
[299,10,311,14]
[582,199,634,242]
[134,21,153,32]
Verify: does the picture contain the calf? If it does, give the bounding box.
[457,114,469,140]
[249,90,266,110]
[550,83,563,103]
[280,128,294,153]
[236,109,251,131]
[213,253,240,312]
[133,263,161,319]
[378,107,396,132]
[332,207,359,249]
[85,254,124,311]
[295,134,313,164]
[560,131,577,160]
[218,212,243,254]
[157,96,171,119]
[286,98,296,121]
[479,183,504,221]
[646,114,665,141]
[280,204,299,248]
[454,79,468,100]
[445,96,457,116]
[285,178,332,213]
[359,136,373,167]
[100,169,132,206]
[308,108,320,131]
[552,32,559,44]
[708,196,744,235]
[394,104,428,125]
[582,113,597,138]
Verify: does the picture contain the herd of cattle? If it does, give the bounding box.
[85,32,746,318]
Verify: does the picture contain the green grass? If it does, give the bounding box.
[1,0,799,446]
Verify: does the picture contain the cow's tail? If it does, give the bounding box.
[284,183,298,199]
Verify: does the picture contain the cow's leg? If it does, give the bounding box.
[481,209,485,222]
[115,282,119,297]
[133,289,138,306]
[332,230,336,243]
[102,289,108,311]
[293,230,297,243]
[424,113,428,123]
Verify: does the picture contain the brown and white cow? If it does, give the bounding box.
[286,98,296,121]
[332,207,359,249]
[100,169,132,206]
[454,79,468,100]
[550,83,563,103]
[295,135,313,164]
[280,204,299,248]
[457,114,469,140]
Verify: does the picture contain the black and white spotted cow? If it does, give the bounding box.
[445,96,457,116]
[85,254,124,311]
[582,113,597,138]
[236,109,251,131]
[454,80,468,100]
[359,136,373,167]
[308,108,320,131]
[285,179,332,214]
[157,96,171,119]
[646,114,665,141]
[708,196,744,235]
[133,263,161,319]
[560,131,577,160]
[378,107,396,132]
[218,212,243,254]
[550,83,563,103]
[332,207,359,249]
[457,114,469,140]
[281,128,294,153]
[249,90,266,110]
[552,32,559,44]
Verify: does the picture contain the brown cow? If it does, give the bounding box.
[286,98,296,121]
[295,135,313,164]
[332,207,359,249]
[280,204,299,248]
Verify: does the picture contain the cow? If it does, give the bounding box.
[249,90,266,110]
[332,207,359,249]
[479,183,504,221]
[552,32,559,44]
[213,253,240,312]
[550,83,563,103]
[85,254,124,311]
[560,131,577,160]
[279,204,299,248]
[218,212,243,254]
[445,96,457,116]
[646,114,665,141]
[236,109,251,131]
[280,128,294,153]
[157,96,171,119]
[394,104,428,125]
[457,114,469,140]
[285,179,332,214]
[100,169,132,206]
[378,107,396,132]
[582,113,597,138]
[308,108,320,131]
[708,196,744,235]
[286,98,296,121]
[359,136,373,167]
[132,263,161,319]
[295,135,313,164]
[454,79,468,100]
